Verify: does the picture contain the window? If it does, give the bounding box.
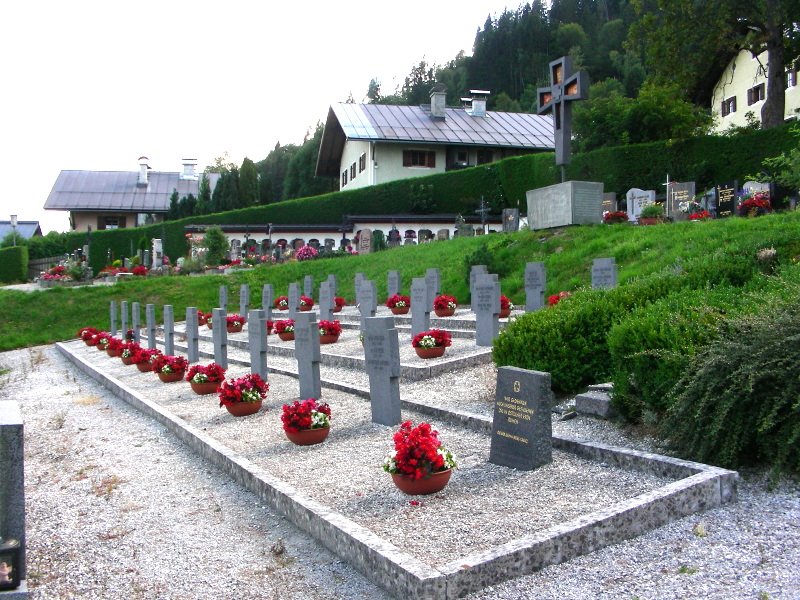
[402,150,436,168]
[787,68,797,88]
[747,83,765,105]
[721,97,736,117]
[477,149,493,165]
[455,150,468,166]
[341,170,347,187]
[98,216,126,230]
[359,153,366,172]
[350,163,356,180]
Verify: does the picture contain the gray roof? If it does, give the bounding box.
[0,221,42,239]
[317,102,554,176]
[44,170,220,212]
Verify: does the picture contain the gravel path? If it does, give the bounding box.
[2,345,799,599]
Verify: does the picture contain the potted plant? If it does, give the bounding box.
[226,314,246,333]
[318,320,342,344]
[281,398,332,445]
[382,420,457,495]
[206,313,214,330]
[274,319,295,341]
[547,291,571,306]
[218,373,269,417]
[603,210,629,224]
[333,297,346,313]
[638,203,664,225]
[119,341,140,365]
[499,295,514,318]
[197,310,209,326]
[77,327,99,345]
[131,347,162,372]
[299,295,314,311]
[738,191,772,217]
[95,332,112,352]
[265,320,274,335]
[105,337,124,357]
[151,354,189,383]
[385,294,410,315]
[186,362,226,395]
[689,209,712,221]
[411,328,452,359]
[433,294,457,317]
[274,296,289,311]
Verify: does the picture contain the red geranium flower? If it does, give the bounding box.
[281,398,331,433]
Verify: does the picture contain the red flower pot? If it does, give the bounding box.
[319,334,339,344]
[414,346,446,359]
[499,308,511,318]
[390,306,410,315]
[284,426,330,446]
[391,469,452,495]
[121,355,135,366]
[226,323,243,334]
[190,381,220,395]
[157,371,185,383]
[136,362,153,372]
[434,307,455,317]
[299,305,312,312]
[332,305,342,313]
[278,332,295,342]
[224,401,262,417]
[106,347,121,357]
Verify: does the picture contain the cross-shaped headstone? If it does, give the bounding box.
[131,302,141,343]
[219,285,228,311]
[248,309,268,379]
[303,275,314,299]
[261,284,274,323]
[363,316,401,425]
[470,265,488,311]
[537,55,588,177]
[524,262,546,312]
[287,282,300,318]
[293,312,322,399]
[145,304,157,349]
[239,284,250,319]
[356,280,377,332]
[212,308,228,369]
[387,270,401,299]
[473,274,501,347]
[109,301,118,337]
[425,268,440,308]
[163,305,175,355]
[326,274,337,297]
[185,306,200,363]
[120,301,128,337]
[410,278,430,337]
[318,281,334,322]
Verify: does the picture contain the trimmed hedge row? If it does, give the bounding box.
[0,246,28,283]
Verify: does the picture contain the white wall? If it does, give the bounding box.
[339,140,372,191]
[374,144,446,185]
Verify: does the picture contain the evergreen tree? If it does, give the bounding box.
[282,124,336,199]
[256,142,299,204]
[167,189,179,221]
[239,158,259,207]
[197,174,212,214]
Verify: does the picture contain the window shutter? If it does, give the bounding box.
[427,151,435,168]
[403,151,411,167]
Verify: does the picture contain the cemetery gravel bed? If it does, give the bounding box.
[5,343,799,599]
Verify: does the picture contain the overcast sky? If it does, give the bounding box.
[1,1,517,234]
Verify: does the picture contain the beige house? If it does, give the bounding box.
[711,49,800,132]
[316,88,554,191]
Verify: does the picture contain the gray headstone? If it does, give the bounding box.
[524,262,546,312]
[387,270,401,299]
[489,366,554,470]
[131,302,141,343]
[666,181,695,221]
[239,284,250,319]
[261,284,274,322]
[354,272,365,291]
[410,278,430,337]
[143,249,151,268]
[145,303,156,349]
[303,275,314,299]
[212,308,228,369]
[502,208,520,232]
[185,306,199,363]
[163,305,175,355]
[0,401,27,581]
[219,285,228,311]
[318,281,333,322]
[474,274,501,346]
[151,238,163,268]
[109,301,118,336]
[356,280,377,332]
[602,192,617,213]
[287,282,300,318]
[120,301,128,336]
[526,181,604,230]
[742,180,770,194]
[470,265,488,311]
[363,317,401,425]
[425,268,440,308]
[123,258,131,269]
[248,309,268,379]
[591,258,617,289]
[436,229,450,241]
[358,228,373,254]
[626,188,656,223]
[326,274,337,296]
[293,312,321,399]
[716,181,738,218]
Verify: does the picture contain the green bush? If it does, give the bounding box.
[661,303,800,476]
[203,226,228,266]
[0,246,28,283]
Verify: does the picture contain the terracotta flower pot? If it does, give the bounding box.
[224,401,262,417]
[414,346,446,359]
[157,371,185,383]
[136,362,153,372]
[299,305,312,312]
[319,334,339,344]
[83,338,94,346]
[190,381,220,395]
[97,344,108,352]
[106,347,121,357]
[226,323,243,334]
[121,355,134,366]
[278,332,295,342]
[638,217,662,226]
[391,469,452,495]
[284,426,330,446]
[434,307,455,317]
[390,306,410,315]
[499,308,511,318]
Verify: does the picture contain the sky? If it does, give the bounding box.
[1,1,517,234]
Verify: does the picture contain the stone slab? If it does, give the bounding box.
[575,390,617,419]
[526,181,603,230]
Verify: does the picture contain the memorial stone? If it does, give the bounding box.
[666,181,695,221]
[502,208,520,232]
[131,302,141,343]
[363,317,401,425]
[387,227,402,248]
[219,285,228,311]
[436,229,450,241]
[123,258,131,269]
[287,282,300,317]
[602,192,617,213]
[248,309,268,379]
[152,238,163,269]
[489,366,554,470]
[410,278,430,337]
[591,258,617,289]
[145,304,157,349]
[358,228,372,254]
[425,268,440,308]
[212,308,228,369]
[303,275,313,300]
[261,284,274,322]
[293,313,322,399]
[239,284,250,319]
[716,181,738,218]
[120,301,128,336]
[185,306,200,363]
[743,181,770,194]
[473,274,501,346]
[0,401,27,584]
[470,265,488,311]
[526,181,603,230]
[163,305,174,355]
[524,262,546,312]
[327,274,337,297]
[626,188,656,223]
[355,272,365,291]
[387,270,401,299]
[143,250,151,268]
[109,301,117,336]
[318,281,334,322]
[356,280,377,331]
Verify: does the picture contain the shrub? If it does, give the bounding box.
[661,303,800,476]
[203,226,228,266]
[0,246,28,283]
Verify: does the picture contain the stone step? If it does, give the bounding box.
[574,389,617,419]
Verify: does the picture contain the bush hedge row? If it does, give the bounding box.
[0,246,28,283]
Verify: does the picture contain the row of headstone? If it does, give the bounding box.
[356,278,377,331]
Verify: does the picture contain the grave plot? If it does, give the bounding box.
[59,340,737,600]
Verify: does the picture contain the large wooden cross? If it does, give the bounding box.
[537,56,588,178]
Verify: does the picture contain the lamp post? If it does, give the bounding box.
[10,214,17,247]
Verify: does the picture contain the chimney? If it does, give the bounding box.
[468,89,490,117]
[180,158,198,180]
[137,156,149,186]
[429,83,447,119]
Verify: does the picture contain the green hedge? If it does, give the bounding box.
[0,246,28,283]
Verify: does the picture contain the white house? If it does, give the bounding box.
[315,87,554,191]
[711,49,800,132]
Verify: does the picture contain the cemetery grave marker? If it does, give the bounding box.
[212,308,228,369]
[120,301,128,336]
[410,278,430,337]
[591,258,617,289]
[470,265,488,311]
[626,188,655,223]
[318,281,333,322]
[358,228,373,254]
[502,208,520,232]
[527,181,604,230]
[239,284,250,319]
[666,181,695,222]
[145,304,157,349]
[716,181,737,218]
[473,274,501,346]
[293,312,322,399]
[261,284,274,323]
[387,270,401,299]
[489,366,554,470]
[131,302,141,343]
[143,250,151,268]
[602,192,617,213]
[326,274,337,297]
[304,275,313,299]
[0,401,27,585]
[248,309,268,379]
[355,272,365,291]
[109,301,118,336]
[524,262,546,312]
[356,279,377,332]
[163,305,175,355]
[288,282,300,317]
[219,285,228,311]
[185,306,199,363]
[425,268,440,308]
[363,316,401,425]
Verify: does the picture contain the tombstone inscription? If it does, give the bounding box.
[474,274,501,346]
[591,258,617,289]
[626,188,656,223]
[666,181,695,221]
[363,316,401,426]
[526,181,604,230]
[716,181,737,218]
[356,280,377,332]
[410,278,430,337]
[524,262,546,312]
